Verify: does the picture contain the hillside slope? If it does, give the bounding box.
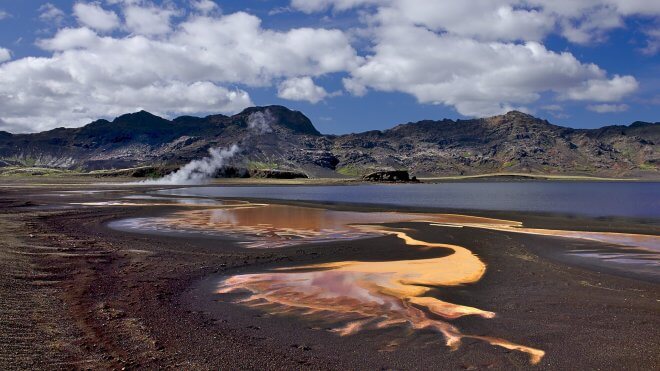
[0,106,657,178]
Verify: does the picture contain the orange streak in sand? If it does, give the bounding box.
[218,225,545,364]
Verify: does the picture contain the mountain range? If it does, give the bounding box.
[0,105,658,178]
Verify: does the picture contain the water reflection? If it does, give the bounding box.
[218,226,545,364]
[118,202,660,253]
[71,196,238,207]
[117,205,520,248]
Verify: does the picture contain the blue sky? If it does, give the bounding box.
[0,0,658,134]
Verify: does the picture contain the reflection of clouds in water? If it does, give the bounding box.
[123,195,226,205]
[569,250,660,269]
[73,196,232,207]
[118,203,660,254]
[209,208,239,225]
[218,226,545,364]
[552,231,660,252]
[138,205,400,248]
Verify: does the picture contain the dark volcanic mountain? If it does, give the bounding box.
[0,105,658,178]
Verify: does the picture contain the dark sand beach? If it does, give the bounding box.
[0,180,658,370]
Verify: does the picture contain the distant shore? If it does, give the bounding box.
[0,180,658,369]
[1,168,659,185]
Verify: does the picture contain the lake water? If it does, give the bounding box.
[156,182,660,219]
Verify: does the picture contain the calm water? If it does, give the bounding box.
[156,182,660,219]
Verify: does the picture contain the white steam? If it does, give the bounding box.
[247,110,274,134]
[141,145,239,185]
[137,109,275,185]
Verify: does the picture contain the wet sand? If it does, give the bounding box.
[0,181,658,369]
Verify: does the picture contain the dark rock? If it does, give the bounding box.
[213,166,250,178]
[363,170,417,182]
[311,151,340,169]
[251,169,308,179]
[91,165,179,178]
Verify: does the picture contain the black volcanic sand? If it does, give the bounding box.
[0,181,658,370]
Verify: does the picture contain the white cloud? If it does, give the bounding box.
[124,4,178,36]
[278,77,328,103]
[0,11,360,132]
[171,13,361,84]
[291,0,379,14]
[73,2,120,32]
[342,77,367,96]
[0,10,10,20]
[375,1,554,42]
[0,1,651,132]
[37,27,99,50]
[191,0,218,14]
[564,75,638,102]
[640,27,660,55]
[294,0,642,116]
[0,48,10,63]
[39,3,66,25]
[343,24,636,116]
[291,0,660,45]
[587,103,629,113]
[558,6,623,44]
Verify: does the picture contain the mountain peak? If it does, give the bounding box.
[502,110,536,119]
[237,105,321,136]
[113,110,166,123]
[482,110,552,127]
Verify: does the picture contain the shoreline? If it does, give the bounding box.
[2,170,660,185]
[0,181,658,369]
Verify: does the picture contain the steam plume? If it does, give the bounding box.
[247,110,274,134]
[137,109,274,185]
[141,145,239,185]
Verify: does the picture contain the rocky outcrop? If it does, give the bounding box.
[363,170,418,182]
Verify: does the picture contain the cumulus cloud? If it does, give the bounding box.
[558,6,623,44]
[37,27,99,50]
[373,1,554,42]
[291,0,380,14]
[587,103,629,113]
[0,1,651,132]
[124,4,178,36]
[564,75,639,102]
[343,25,636,116]
[73,2,120,32]
[295,0,643,116]
[278,77,329,103]
[640,27,660,55]
[0,48,10,63]
[39,3,66,25]
[0,10,359,132]
[191,0,219,14]
[291,0,660,44]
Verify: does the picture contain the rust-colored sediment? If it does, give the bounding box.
[217,226,545,364]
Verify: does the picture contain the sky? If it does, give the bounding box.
[0,0,658,134]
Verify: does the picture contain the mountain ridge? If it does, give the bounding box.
[0,106,658,178]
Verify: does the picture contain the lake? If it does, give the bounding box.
[156,182,660,219]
